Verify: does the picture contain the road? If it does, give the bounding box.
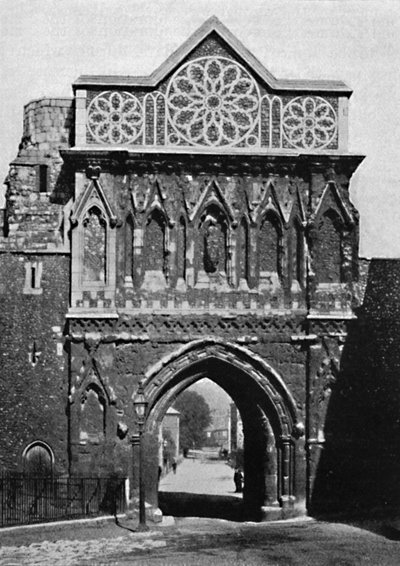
[159,457,241,497]
[1,457,400,564]
[1,515,400,565]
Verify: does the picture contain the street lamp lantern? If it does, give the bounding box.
[132,382,149,531]
[133,383,147,422]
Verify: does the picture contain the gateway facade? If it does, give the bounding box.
[0,17,368,518]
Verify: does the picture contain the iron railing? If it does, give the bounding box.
[0,475,126,527]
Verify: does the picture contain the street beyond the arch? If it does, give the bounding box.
[1,458,400,565]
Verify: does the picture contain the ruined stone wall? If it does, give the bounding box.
[0,97,73,473]
[2,98,74,252]
[22,98,73,152]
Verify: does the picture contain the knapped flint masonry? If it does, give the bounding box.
[7,16,397,520]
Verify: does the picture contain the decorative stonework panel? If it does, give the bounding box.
[68,314,305,342]
[259,214,279,274]
[84,61,339,151]
[87,91,143,144]
[83,208,106,282]
[144,211,165,272]
[315,211,342,284]
[166,57,260,147]
[282,97,337,150]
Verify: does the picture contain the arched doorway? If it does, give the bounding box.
[139,340,303,521]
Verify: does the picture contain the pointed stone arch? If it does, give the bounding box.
[137,339,303,519]
[70,178,117,308]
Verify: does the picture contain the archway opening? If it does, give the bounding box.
[140,344,297,522]
[158,379,245,519]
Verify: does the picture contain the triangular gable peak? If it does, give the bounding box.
[71,179,118,226]
[73,17,350,153]
[249,180,285,225]
[145,177,174,226]
[313,182,355,226]
[74,16,350,93]
[190,177,236,224]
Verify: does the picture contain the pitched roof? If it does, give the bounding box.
[74,16,351,94]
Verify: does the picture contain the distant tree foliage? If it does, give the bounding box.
[174,390,212,452]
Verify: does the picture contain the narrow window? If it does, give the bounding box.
[31,265,36,289]
[38,164,48,193]
[29,340,40,366]
[23,261,43,294]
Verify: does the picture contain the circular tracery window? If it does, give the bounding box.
[87,91,143,144]
[282,96,337,150]
[166,56,260,147]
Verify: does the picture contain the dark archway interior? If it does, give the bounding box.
[147,357,283,521]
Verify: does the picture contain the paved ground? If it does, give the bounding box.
[1,460,400,564]
[159,457,241,497]
[1,515,400,565]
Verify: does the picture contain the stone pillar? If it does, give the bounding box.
[75,89,87,146]
[130,434,140,501]
[338,97,349,152]
[280,436,294,509]
[133,227,144,287]
[263,418,279,506]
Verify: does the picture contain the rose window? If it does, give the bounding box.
[282,96,337,150]
[87,91,143,144]
[166,57,260,147]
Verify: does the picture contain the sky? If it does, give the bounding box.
[1,0,400,257]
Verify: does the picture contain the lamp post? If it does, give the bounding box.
[133,382,149,531]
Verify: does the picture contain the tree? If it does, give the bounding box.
[174,390,212,453]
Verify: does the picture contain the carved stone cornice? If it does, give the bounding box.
[67,314,306,343]
[60,149,364,179]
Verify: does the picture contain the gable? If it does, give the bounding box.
[74,16,350,153]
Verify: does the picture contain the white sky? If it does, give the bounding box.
[1,0,400,257]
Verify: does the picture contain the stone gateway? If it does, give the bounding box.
[5,17,391,521]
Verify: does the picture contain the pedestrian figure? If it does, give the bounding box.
[234,468,243,493]
[172,458,177,474]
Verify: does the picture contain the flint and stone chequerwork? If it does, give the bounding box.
[1,17,380,519]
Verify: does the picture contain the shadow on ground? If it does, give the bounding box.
[159,491,244,522]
